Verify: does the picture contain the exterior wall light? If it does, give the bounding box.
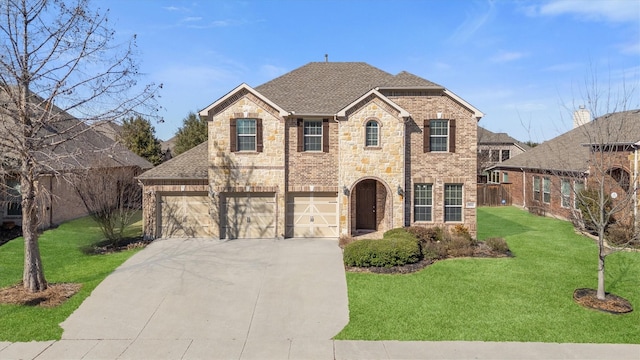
[397,185,404,196]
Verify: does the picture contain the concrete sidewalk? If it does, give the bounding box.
[1,339,639,359]
[0,238,638,359]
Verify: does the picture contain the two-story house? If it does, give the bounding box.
[477,126,530,183]
[138,62,483,239]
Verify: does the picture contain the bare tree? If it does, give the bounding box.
[0,0,159,292]
[558,67,639,301]
[72,166,142,247]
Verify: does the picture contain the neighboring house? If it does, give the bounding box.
[0,101,153,229]
[160,136,176,161]
[477,126,530,183]
[491,109,640,222]
[138,62,483,239]
[93,120,123,141]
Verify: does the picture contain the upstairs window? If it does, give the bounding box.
[424,119,455,153]
[230,118,262,152]
[297,119,329,152]
[365,120,379,147]
[501,149,510,162]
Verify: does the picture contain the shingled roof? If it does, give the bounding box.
[478,126,530,150]
[137,141,208,180]
[254,62,442,115]
[0,90,152,172]
[493,110,640,174]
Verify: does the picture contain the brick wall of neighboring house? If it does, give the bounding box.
[389,92,478,237]
[506,149,636,223]
[141,180,209,239]
[208,93,286,238]
[286,119,339,190]
[339,96,405,235]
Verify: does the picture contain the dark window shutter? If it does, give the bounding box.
[230,119,237,152]
[322,119,329,153]
[297,119,303,152]
[256,119,263,152]
[449,119,456,153]
[423,119,431,153]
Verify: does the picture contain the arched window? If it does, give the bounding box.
[365,120,379,147]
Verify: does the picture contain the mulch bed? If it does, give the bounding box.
[83,236,151,255]
[573,288,633,314]
[0,283,81,307]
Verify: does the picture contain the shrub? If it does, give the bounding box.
[422,241,448,260]
[485,237,510,254]
[384,228,415,240]
[576,189,612,233]
[406,226,442,243]
[343,237,421,268]
[451,224,475,245]
[445,235,475,257]
[606,223,637,247]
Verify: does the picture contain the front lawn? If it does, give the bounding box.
[335,206,640,343]
[0,214,144,342]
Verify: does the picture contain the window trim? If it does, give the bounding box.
[424,119,456,153]
[297,118,329,152]
[414,183,433,222]
[230,118,262,153]
[444,183,463,222]
[543,177,551,204]
[533,176,541,202]
[561,179,571,208]
[365,119,380,147]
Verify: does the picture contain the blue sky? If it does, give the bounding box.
[100,0,640,142]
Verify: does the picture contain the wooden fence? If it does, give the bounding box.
[477,183,512,206]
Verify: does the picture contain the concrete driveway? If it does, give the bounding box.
[59,238,349,359]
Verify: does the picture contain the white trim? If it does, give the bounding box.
[198,83,289,117]
[336,89,410,118]
[444,89,484,119]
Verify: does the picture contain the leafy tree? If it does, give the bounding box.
[0,0,159,292]
[120,116,163,165]
[173,112,208,156]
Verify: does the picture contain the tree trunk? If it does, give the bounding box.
[22,172,47,292]
[597,237,606,300]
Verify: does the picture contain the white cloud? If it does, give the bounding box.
[163,6,190,12]
[490,51,528,63]
[531,0,639,23]
[260,64,287,79]
[543,62,583,72]
[182,17,202,23]
[618,41,640,55]
[449,0,496,43]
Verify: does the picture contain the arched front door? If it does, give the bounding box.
[356,179,377,230]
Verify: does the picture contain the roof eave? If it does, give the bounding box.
[336,89,410,118]
[444,89,484,119]
[199,83,289,118]
[376,86,445,91]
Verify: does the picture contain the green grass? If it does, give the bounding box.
[0,213,143,342]
[335,207,640,343]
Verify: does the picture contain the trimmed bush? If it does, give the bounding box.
[406,226,442,243]
[422,241,448,260]
[485,237,510,254]
[343,237,421,268]
[445,235,474,257]
[606,223,637,247]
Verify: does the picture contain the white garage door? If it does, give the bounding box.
[158,193,211,238]
[223,192,276,239]
[286,192,338,238]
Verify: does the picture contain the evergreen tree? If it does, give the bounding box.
[173,112,208,156]
[120,116,163,165]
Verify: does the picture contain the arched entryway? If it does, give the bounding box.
[350,178,391,235]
